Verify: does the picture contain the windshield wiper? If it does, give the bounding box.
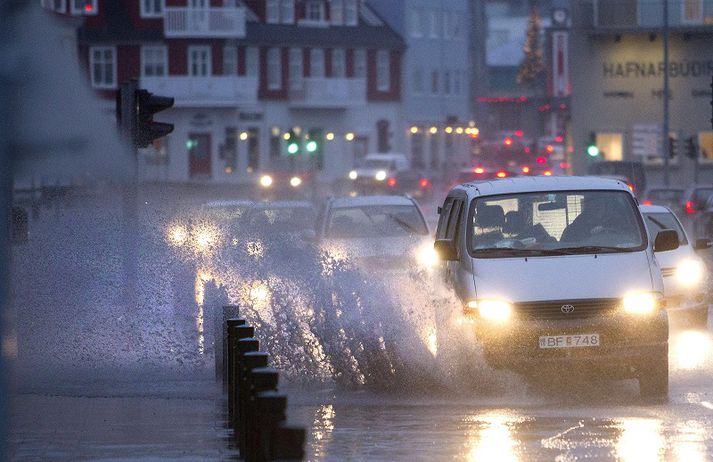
[552,245,634,255]
[472,248,570,256]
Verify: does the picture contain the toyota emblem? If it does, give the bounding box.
[561,304,575,313]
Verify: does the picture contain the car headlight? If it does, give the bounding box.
[375,170,387,181]
[622,292,660,315]
[415,242,439,270]
[290,176,302,188]
[259,175,273,188]
[348,170,358,180]
[465,299,513,323]
[675,259,705,288]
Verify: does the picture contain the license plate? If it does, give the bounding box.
[539,334,600,349]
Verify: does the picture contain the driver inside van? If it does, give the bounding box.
[560,195,630,243]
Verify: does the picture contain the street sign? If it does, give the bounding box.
[632,124,662,157]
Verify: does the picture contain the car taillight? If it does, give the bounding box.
[536,156,547,165]
[543,170,553,176]
[496,171,507,178]
[642,200,653,205]
[419,178,429,188]
[474,167,485,174]
[387,178,397,187]
[686,201,696,214]
[521,166,530,174]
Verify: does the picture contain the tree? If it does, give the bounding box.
[517,7,545,87]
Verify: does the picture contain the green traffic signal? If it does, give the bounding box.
[287,141,299,155]
[587,144,600,157]
[305,140,318,153]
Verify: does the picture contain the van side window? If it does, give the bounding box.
[436,198,454,240]
[446,200,463,241]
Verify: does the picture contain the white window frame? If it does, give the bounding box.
[331,48,346,78]
[141,45,168,77]
[89,46,116,89]
[305,1,325,22]
[429,10,439,38]
[281,0,295,23]
[188,45,212,77]
[289,48,303,90]
[71,0,97,15]
[331,0,343,25]
[376,50,390,92]
[310,48,325,78]
[344,0,357,25]
[353,49,366,79]
[266,0,279,23]
[41,0,66,12]
[223,45,238,75]
[267,47,282,90]
[245,47,259,77]
[140,0,164,18]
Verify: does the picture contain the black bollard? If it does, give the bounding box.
[253,391,287,462]
[224,318,246,388]
[245,368,280,461]
[272,426,306,461]
[237,352,269,437]
[216,305,240,382]
[234,337,260,448]
[227,323,253,422]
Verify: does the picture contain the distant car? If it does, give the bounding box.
[246,200,317,240]
[449,165,514,189]
[681,185,713,238]
[345,153,409,194]
[640,204,710,327]
[317,195,435,273]
[385,170,434,200]
[588,161,646,195]
[166,200,253,252]
[641,187,684,210]
[255,170,314,198]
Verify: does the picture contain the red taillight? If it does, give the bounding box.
[504,137,513,146]
[536,156,547,165]
[84,2,93,12]
[496,171,508,178]
[419,178,429,188]
[643,200,653,205]
[546,144,554,153]
[514,130,524,137]
[559,162,570,169]
[522,166,531,174]
[686,201,696,214]
[555,135,564,143]
[474,167,485,174]
[387,178,397,187]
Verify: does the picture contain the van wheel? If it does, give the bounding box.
[639,353,668,399]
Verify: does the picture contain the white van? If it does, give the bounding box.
[435,176,678,397]
[346,153,409,191]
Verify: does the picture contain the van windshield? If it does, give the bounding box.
[468,190,647,257]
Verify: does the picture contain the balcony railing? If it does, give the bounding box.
[585,0,713,29]
[140,76,258,107]
[289,78,366,108]
[164,7,246,38]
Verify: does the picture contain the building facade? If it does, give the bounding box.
[570,0,713,184]
[369,0,473,172]
[50,0,406,183]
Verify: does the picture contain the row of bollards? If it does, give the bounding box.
[221,306,306,461]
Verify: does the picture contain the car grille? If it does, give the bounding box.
[513,298,620,320]
[661,267,676,278]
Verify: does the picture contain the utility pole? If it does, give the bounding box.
[662,0,670,186]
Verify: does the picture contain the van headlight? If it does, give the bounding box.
[415,242,439,270]
[375,170,387,181]
[622,292,660,316]
[676,259,705,288]
[465,299,513,323]
[259,174,273,188]
[348,170,358,180]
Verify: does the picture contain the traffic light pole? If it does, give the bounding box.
[662,0,670,186]
[118,80,139,313]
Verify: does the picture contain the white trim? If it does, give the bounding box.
[188,45,212,77]
[140,0,164,18]
[305,0,325,22]
[330,0,343,25]
[310,48,325,78]
[141,45,168,77]
[266,0,279,23]
[331,48,346,78]
[281,0,295,24]
[89,46,116,89]
[70,0,97,15]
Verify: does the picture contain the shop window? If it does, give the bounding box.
[699,131,713,162]
[596,132,622,161]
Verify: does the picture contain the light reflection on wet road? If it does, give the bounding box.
[286,327,713,461]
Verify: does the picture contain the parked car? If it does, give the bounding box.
[588,161,646,195]
[640,204,710,328]
[641,187,685,210]
[435,176,674,397]
[317,195,436,273]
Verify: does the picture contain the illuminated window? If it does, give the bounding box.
[699,131,713,161]
[596,132,623,161]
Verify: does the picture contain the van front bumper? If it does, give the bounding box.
[474,310,668,377]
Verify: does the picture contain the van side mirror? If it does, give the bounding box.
[434,239,458,261]
[694,238,713,251]
[654,229,679,252]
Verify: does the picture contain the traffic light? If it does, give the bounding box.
[685,136,698,159]
[307,128,324,169]
[586,132,600,157]
[668,136,678,158]
[286,130,300,155]
[136,90,174,148]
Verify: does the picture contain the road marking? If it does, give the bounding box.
[700,401,713,410]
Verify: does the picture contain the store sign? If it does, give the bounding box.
[190,113,213,128]
[552,31,570,97]
[603,60,713,79]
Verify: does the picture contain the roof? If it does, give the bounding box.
[639,204,673,214]
[328,195,416,208]
[251,200,314,210]
[454,176,633,197]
